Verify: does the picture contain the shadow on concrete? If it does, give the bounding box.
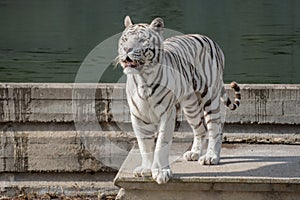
[176,155,300,178]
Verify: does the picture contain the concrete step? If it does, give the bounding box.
[114,144,300,200]
[0,172,118,198]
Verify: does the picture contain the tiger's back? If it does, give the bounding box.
[163,34,226,98]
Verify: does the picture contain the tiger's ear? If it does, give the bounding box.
[124,16,133,28]
[150,17,164,34]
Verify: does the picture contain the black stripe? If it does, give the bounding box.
[155,89,171,106]
[232,83,240,91]
[206,117,221,125]
[203,99,211,110]
[178,37,194,53]
[156,73,169,97]
[201,84,208,98]
[200,50,209,84]
[131,97,139,112]
[194,117,206,130]
[133,76,144,99]
[213,41,223,69]
[205,110,212,116]
[192,77,197,90]
[159,95,175,118]
[190,35,204,47]
[226,98,232,107]
[202,37,214,59]
[184,107,202,119]
[150,83,161,96]
[231,104,237,110]
[170,50,189,81]
[148,65,163,88]
[204,107,220,117]
[172,47,189,80]
[131,112,150,125]
[234,86,240,92]
[183,93,199,106]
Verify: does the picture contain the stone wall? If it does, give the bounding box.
[0,83,299,173]
[1,83,299,124]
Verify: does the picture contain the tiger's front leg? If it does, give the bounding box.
[151,107,176,184]
[131,114,155,177]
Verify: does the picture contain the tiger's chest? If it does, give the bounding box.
[126,84,163,123]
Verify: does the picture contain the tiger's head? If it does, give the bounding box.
[118,16,164,74]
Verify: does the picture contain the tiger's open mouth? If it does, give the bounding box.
[124,57,138,68]
[122,56,144,69]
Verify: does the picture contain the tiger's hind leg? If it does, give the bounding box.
[182,94,208,162]
[199,97,223,165]
[183,118,208,162]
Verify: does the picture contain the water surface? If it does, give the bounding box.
[0,0,299,83]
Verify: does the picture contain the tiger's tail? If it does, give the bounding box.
[221,82,241,110]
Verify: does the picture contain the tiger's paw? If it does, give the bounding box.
[183,151,200,161]
[199,152,220,165]
[133,166,152,177]
[152,168,172,184]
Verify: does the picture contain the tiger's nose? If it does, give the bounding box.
[124,47,133,53]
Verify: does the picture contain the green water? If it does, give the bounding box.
[0,0,299,83]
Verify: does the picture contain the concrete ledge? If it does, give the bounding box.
[0,172,118,198]
[0,83,299,124]
[114,144,300,200]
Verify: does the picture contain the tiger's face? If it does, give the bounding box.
[118,16,164,74]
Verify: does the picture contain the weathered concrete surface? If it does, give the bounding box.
[0,83,299,173]
[0,83,299,198]
[0,129,133,173]
[0,172,118,198]
[225,84,300,124]
[1,128,299,173]
[0,83,299,124]
[114,144,300,200]
[1,130,298,198]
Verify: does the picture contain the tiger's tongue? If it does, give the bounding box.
[125,61,137,68]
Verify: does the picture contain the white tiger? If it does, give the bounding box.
[117,16,241,184]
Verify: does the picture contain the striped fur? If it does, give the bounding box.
[118,16,241,184]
